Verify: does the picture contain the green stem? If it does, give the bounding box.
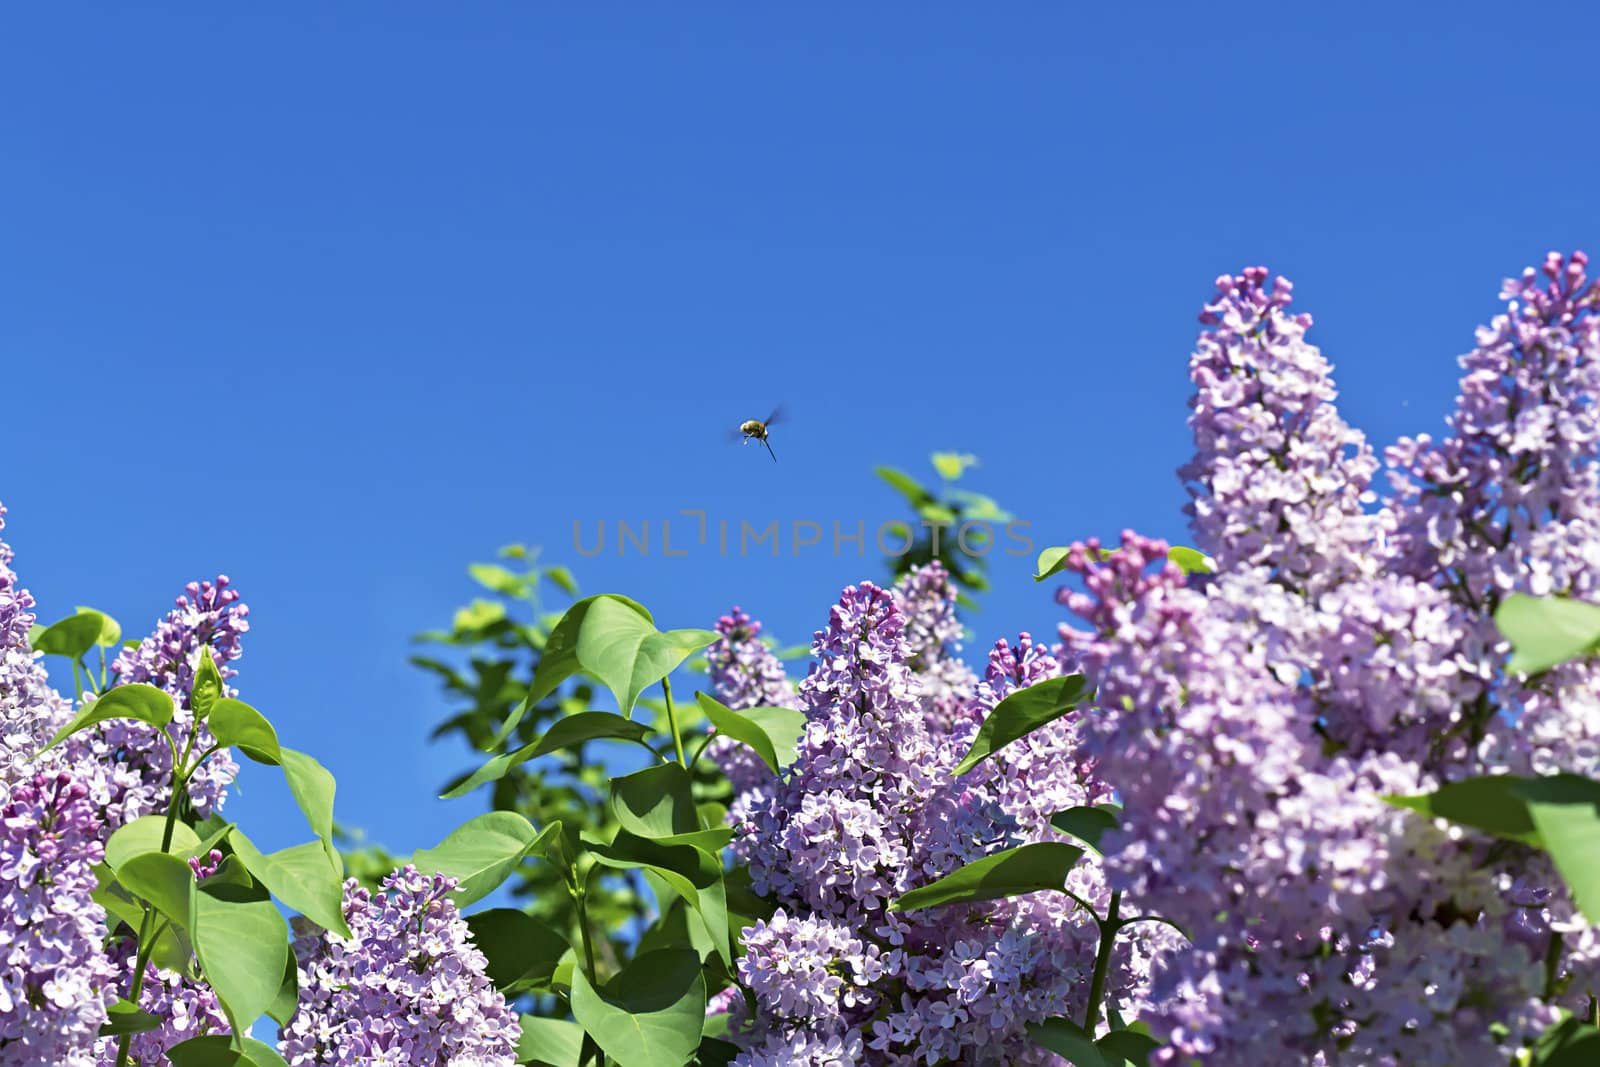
[1082,890,1122,1034]
[115,910,158,1067]
[661,676,687,767]
[569,869,607,1067]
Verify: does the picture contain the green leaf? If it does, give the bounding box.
[442,712,654,799]
[453,598,507,632]
[208,698,282,764]
[164,1035,291,1067]
[191,891,289,1036]
[99,998,163,1037]
[735,706,806,768]
[1384,776,1543,847]
[46,683,174,749]
[494,594,654,746]
[115,851,197,931]
[280,747,337,843]
[1050,804,1123,856]
[105,815,202,871]
[91,869,146,934]
[1027,1017,1110,1067]
[578,598,716,718]
[1518,776,1600,921]
[544,565,579,596]
[514,1015,585,1067]
[229,831,352,938]
[1533,1020,1600,1066]
[74,606,123,648]
[191,648,224,720]
[586,832,721,891]
[931,451,979,481]
[570,949,706,1067]
[469,562,525,596]
[611,763,700,839]
[410,811,542,906]
[955,675,1091,775]
[696,1036,741,1066]
[1166,546,1213,575]
[891,842,1084,912]
[1098,1026,1161,1065]
[877,465,935,507]
[1496,594,1600,675]
[465,908,571,993]
[266,945,299,1026]
[1034,546,1073,583]
[31,612,106,659]
[694,693,806,776]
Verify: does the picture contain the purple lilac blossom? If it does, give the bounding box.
[731,581,1140,1065]
[1050,256,1600,1064]
[891,562,979,730]
[0,772,116,1067]
[95,950,236,1067]
[0,504,74,786]
[66,577,248,832]
[278,865,520,1066]
[706,607,797,797]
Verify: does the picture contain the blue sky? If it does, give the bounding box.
[4,4,1599,861]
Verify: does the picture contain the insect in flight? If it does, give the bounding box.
[733,406,784,462]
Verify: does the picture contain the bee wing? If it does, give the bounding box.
[764,405,786,428]
[725,425,747,443]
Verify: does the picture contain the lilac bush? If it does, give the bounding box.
[2,249,1599,1067]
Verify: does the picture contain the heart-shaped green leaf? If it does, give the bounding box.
[47,684,174,749]
[570,949,706,1067]
[208,698,282,764]
[442,712,654,799]
[891,842,1085,912]
[1497,593,1600,675]
[956,675,1090,775]
[410,811,542,906]
[229,830,351,938]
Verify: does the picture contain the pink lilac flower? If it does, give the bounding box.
[278,865,520,1066]
[0,772,116,1067]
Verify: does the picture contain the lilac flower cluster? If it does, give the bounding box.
[0,504,74,787]
[892,563,978,730]
[278,865,520,1066]
[0,772,116,1067]
[97,948,237,1067]
[72,576,250,828]
[727,578,1160,1065]
[706,607,797,797]
[1053,254,1600,1064]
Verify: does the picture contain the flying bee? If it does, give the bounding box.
[733,406,783,462]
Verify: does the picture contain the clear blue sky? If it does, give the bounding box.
[5,4,1598,860]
